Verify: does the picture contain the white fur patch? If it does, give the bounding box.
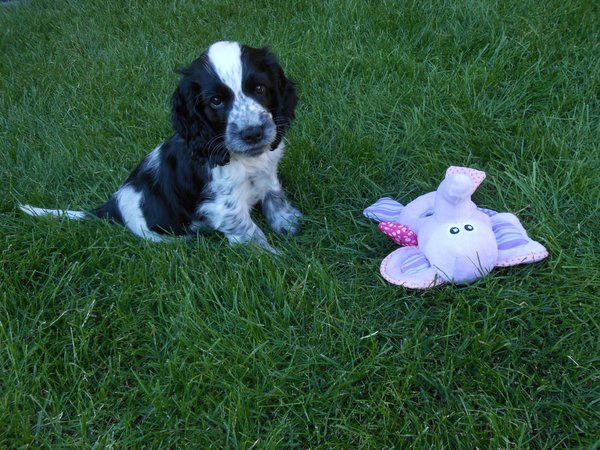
[19,204,87,220]
[207,41,243,92]
[115,184,164,242]
[143,145,162,176]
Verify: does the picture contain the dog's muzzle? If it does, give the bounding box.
[225,97,276,154]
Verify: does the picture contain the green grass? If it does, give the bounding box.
[1,0,599,447]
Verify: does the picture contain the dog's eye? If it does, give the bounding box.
[209,96,223,107]
[464,224,474,231]
[254,85,266,95]
[450,227,460,235]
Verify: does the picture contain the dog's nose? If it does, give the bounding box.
[240,125,264,144]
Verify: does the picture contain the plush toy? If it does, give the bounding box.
[363,166,548,289]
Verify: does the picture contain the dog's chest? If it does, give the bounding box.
[192,150,281,230]
[212,154,275,203]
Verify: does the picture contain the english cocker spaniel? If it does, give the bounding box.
[20,41,301,252]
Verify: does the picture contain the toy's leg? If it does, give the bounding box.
[492,213,548,266]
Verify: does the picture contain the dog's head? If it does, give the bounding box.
[171,41,298,165]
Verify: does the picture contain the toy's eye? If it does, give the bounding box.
[209,96,223,107]
[254,84,266,95]
[450,227,460,235]
[464,224,474,231]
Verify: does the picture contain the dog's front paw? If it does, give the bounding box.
[225,224,281,254]
[262,190,302,235]
[270,205,302,235]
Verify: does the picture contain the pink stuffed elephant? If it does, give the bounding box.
[364,167,548,289]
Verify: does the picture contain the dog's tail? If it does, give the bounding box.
[18,204,89,220]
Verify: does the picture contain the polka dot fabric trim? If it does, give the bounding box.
[378,222,418,246]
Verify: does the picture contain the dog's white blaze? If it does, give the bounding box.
[115,184,164,242]
[18,204,87,220]
[207,41,243,93]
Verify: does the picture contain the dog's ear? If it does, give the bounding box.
[171,78,201,140]
[171,75,230,165]
[269,59,298,150]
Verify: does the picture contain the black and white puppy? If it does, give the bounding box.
[20,41,301,252]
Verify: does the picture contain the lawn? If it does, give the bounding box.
[1,0,599,447]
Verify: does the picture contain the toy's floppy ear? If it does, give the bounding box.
[378,222,418,246]
[363,197,405,222]
[492,213,549,266]
[446,166,486,194]
[380,247,446,289]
